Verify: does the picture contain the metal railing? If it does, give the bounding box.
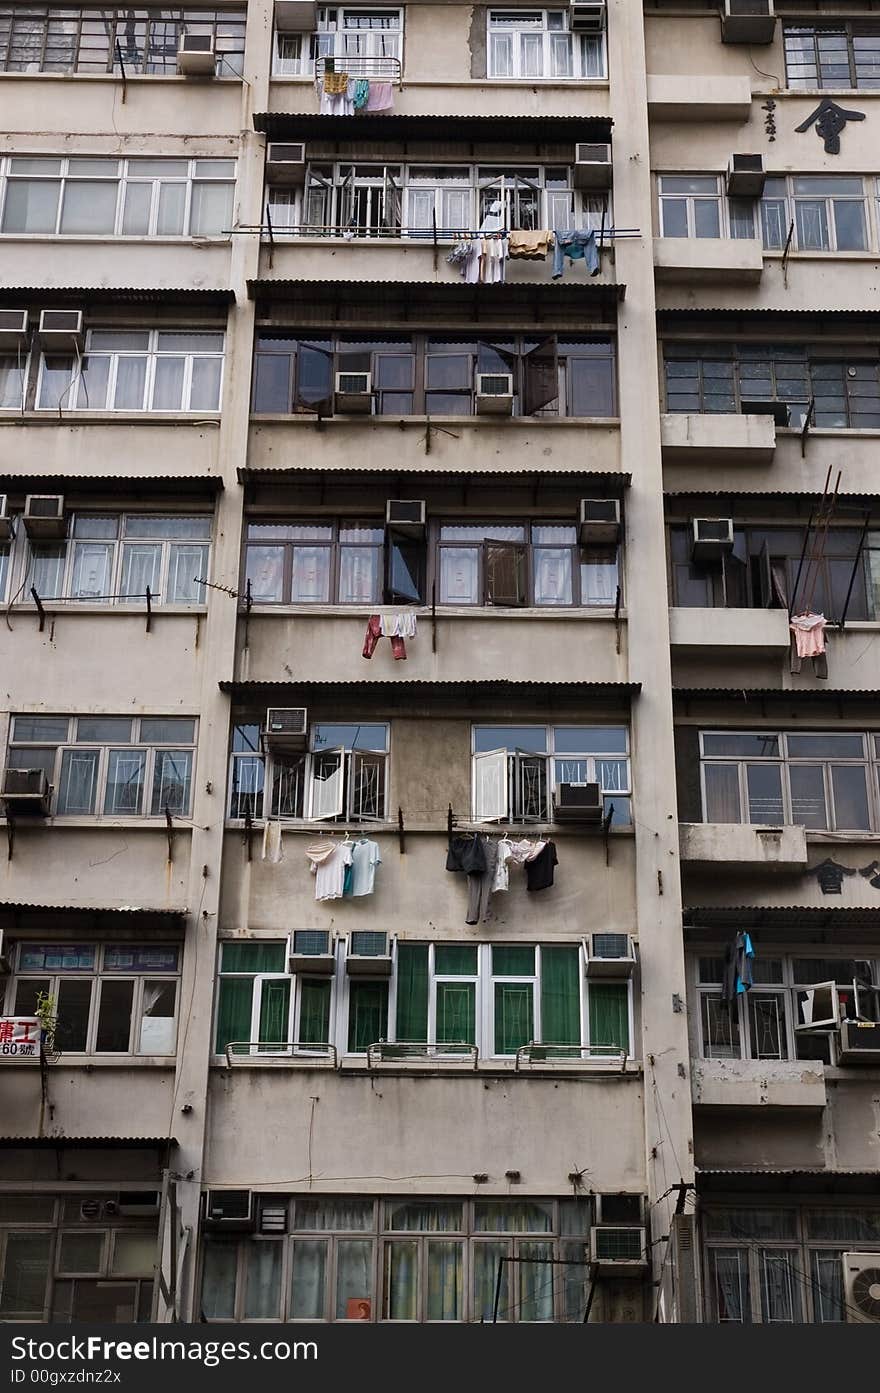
[316,54,402,84]
[366,1041,479,1069]
[515,1042,630,1071]
[225,1041,337,1066]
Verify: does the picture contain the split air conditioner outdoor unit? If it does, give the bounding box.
[177,34,216,75]
[288,930,335,976]
[726,153,766,199]
[0,309,28,351]
[721,0,776,46]
[204,1190,256,1231]
[586,933,636,978]
[23,494,66,540]
[0,495,12,544]
[553,781,603,824]
[842,1253,880,1322]
[266,142,307,184]
[334,371,373,414]
[274,1,318,33]
[475,372,514,415]
[579,497,620,545]
[385,499,426,536]
[691,517,734,563]
[345,931,393,978]
[264,707,308,748]
[38,309,83,352]
[569,1,606,35]
[574,143,612,190]
[590,1225,648,1274]
[1,769,51,816]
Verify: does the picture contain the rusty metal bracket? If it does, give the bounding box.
[30,586,45,633]
[614,583,622,655]
[244,808,254,862]
[398,806,406,854]
[603,802,614,868]
[800,397,815,458]
[165,807,174,863]
[145,585,153,634]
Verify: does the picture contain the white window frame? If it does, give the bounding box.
[227,722,389,825]
[35,329,225,414]
[0,8,247,77]
[657,174,756,241]
[273,7,404,76]
[760,175,872,254]
[471,724,631,825]
[486,9,606,81]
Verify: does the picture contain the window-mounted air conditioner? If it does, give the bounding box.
[385,499,426,537]
[569,1,606,35]
[1,768,51,816]
[115,1191,160,1217]
[345,931,393,978]
[177,33,216,75]
[553,781,603,824]
[837,1020,880,1065]
[795,980,840,1033]
[204,1190,256,1231]
[726,153,766,200]
[574,143,612,190]
[264,707,308,749]
[586,933,636,978]
[596,1193,644,1225]
[691,517,734,563]
[590,1225,647,1274]
[288,929,335,977]
[266,142,307,185]
[38,309,83,352]
[721,0,775,46]
[0,929,9,976]
[0,495,11,544]
[23,494,66,540]
[475,372,514,416]
[842,1253,880,1322]
[334,371,373,414]
[579,497,620,545]
[274,1,318,33]
[0,309,28,352]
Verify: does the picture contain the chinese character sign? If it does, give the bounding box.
[0,1017,41,1059]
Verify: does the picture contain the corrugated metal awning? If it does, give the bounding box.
[659,307,880,321]
[674,687,880,703]
[683,907,880,938]
[221,679,640,702]
[0,475,222,497]
[0,902,186,920]
[696,1169,880,1195]
[239,466,630,491]
[254,112,613,142]
[249,279,624,309]
[0,287,234,306]
[0,1136,178,1150]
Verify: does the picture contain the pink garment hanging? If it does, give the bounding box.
[365,80,394,112]
[790,612,827,657]
[363,614,406,660]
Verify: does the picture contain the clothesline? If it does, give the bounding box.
[230,223,641,243]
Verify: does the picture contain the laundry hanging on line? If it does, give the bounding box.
[362,611,417,661]
[552,228,600,280]
[790,612,828,678]
[446,833,557,924]
[318,75,394,116]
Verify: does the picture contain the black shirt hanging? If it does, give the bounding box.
[525,841,557,892]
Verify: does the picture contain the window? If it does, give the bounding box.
[0,157,235,237]
[274,7,403,78]
[214,941,332,1056]
[438,521,617,608]
[784,24,880,91]
[267,162,608,240]
[695,953,878,1069]
[6,714,197,818]
[0,1194,157,1323]
[704,1206,880,1324]
[472,725,631,826]
[227,721,388,823]
[5,942,180,1056]
[0,7,246,76]
[663,342,880,429]
[35,331,224,413]
[658,175,756,240]
[244,520,385,606]
[252,333,616,419]
[487,10,605,80]
[761,177,868,253]
[699,730,879,833]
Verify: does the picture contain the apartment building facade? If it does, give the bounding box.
[0,0,877,1328]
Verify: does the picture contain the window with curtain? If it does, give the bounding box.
[35,331,224,413]
[214,941,332,1057]
[0,8,246,76]
[486,9,605,79]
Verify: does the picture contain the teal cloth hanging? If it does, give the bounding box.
[353,78,370,110]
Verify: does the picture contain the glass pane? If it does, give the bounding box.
[113,356,148,411]
[473,1241,509,1321]
[588,982,629,1056]
[348,980,388,1052]
[540,946,580,1046]
[746,764,783,823]
[122,181,152,235]
[439,547,479,604]
[58,1232,103,1274]
[492,945,535,974]
[760,1250,802,1323]
[70,542,113,598]
[427,1241,462,1320]
[336,1239,373,1320]
[59,181,117,234]
[435,982,475,1045]
[215,978,253,1054]
[702,733,780,758]
[494,983,533,1055]
[140,718,194,743]
[0,1234,51,1316]
[259,977,290,1046]
[152,357,185,411]
[833,199,866,251]
[709,1248,751,1322]
[190,182,233,236]
[139,980,177,1054]
[54,979,92,1052]
[383,1241,418,1320]
[201,1243,237,1319]
[156,182,186,235]
[434,945,478,975]
[221,943,286,973]
[168,543,209,603]
[810,1250,845,1323]
[150,749,193,815]
[519,1241,554,1321]
[789,764,827,829]
[57,749,99,815]
[694,200,721,238]
[2,180,60,232]
[749,994,787,1060]
[395,944,428,1041]
[701,994,741,1059]
[96,979,134,1051]
[831,764,870,830]
[244,1241,282,1319]
[190,357,222,410]
[290,1240,327,1319]
[104,749,146,814]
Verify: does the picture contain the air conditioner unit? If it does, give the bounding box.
[569,1,606,35]
[553,781,603,824]
[176,34,216,75]
[475,372,514,416]
[795,981,840,1033]
[691,517,734,563]
[38,309,83,352]
[204,1190,256,1231]
[579,497,620,545]
[23,494,66,540]
[0,495,12,544]
[0,930,9,975]
[0,309,28,352]
[726,153,766,199]
[334,370,373,414]
[1,768,51,816]
[590,1225,648,1275]
[837,1020,880,1064]
[345,931,393,978]
[264,707,308,749]
[574,143,612,190]
[586,933,636,978]
[274,0,318,32]
[721,0,776,45]
[842,1253,880,1323]
[116,1191,161,1218]
[259,1200,288,1234]
[385,499,426,537]
[596,1193,644,1225]
[266,142,307,185]
[288,929,335,977]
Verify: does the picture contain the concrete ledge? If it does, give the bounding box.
[692,1058,827,1109]
[669,607,791,653]
[660,411,776,462]
[680,821,808,867]
[647,74,752,121]
[653,237,763,285]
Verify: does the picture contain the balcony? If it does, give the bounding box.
[692,1058,827,1110]
[669,607,790,654]
[679,821,808,868]
[660,412,777,463]
[653,237,763,286]
[647,74,752,122]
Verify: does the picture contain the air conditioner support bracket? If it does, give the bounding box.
[603,803,614,867]
[145,585,152,634]
[30,586,45,633]
[6,811,14,863]
[244,808,254,862]
[800,397,815,458]
[397,805,406,855]
[165,807,174,864]
[115,40,128,102]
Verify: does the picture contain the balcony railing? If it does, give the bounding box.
[515,1042,631,1071]
[225,1041,337,1066]
[366,1041,479,1068]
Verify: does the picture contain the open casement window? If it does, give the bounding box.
[295,341,334,413]
[794,981,840,1034]
[721,551,748,608]
[513,752,548,822]
[338,167,356,231]
[473,748,508,822]
[382,168,402,234]
[304,170,332,231]
[349,750,385,822]
[309,747,345,821]
[384,531,425,604]
[522,336,558,416]
[485,542,528,606]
